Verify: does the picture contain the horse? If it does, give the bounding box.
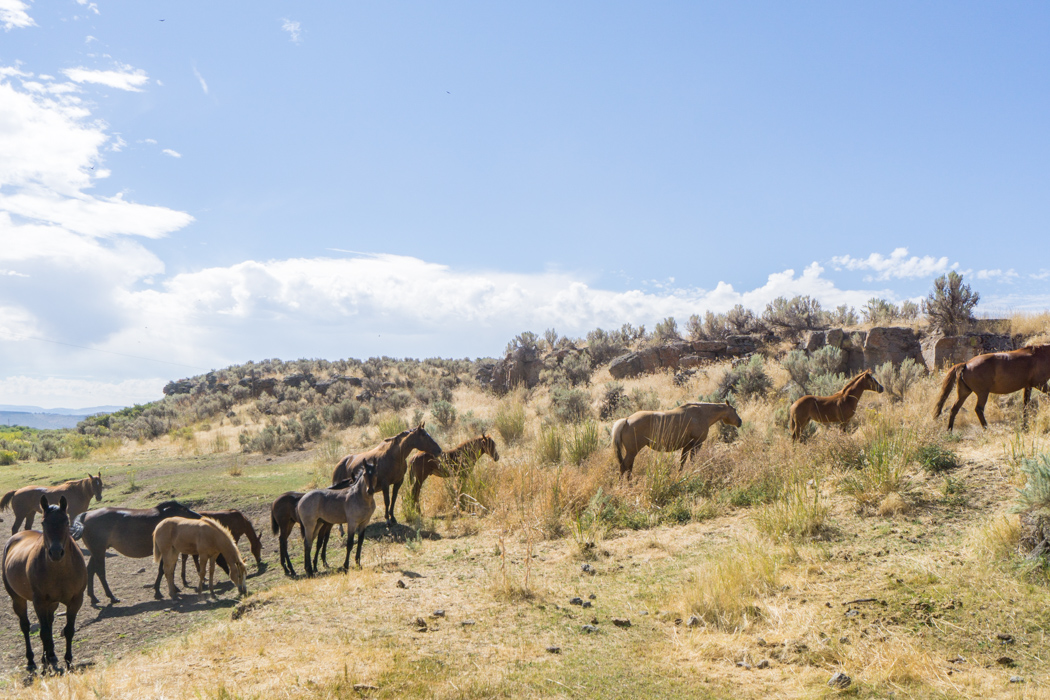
[298,460,378,575]
[74,500,202,605]
[789,370,885,440]
[180,509,262,586]
[154,517,247,599]
[1,472,104,534]
[934,344,1050,431]
[611,402,742,477]
[2,496,87,672]
[331,423,442,525]
[270,477,354,577]
[407,434,499,510]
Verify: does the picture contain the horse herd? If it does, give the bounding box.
[1,344,1049,672]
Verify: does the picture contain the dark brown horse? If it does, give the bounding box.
[331,423,442,525]
[2,496,87,671]
[789,370,884,440]
[1,472,104,534]
[74,501,201,605]
[407,435,499,510]
[179,509,262,586]
[935,344,1050,431]
[270,477,353,577]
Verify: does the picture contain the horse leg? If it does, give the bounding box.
[355,526,366,567]
[620,448,636,479]
[11,515,23,535]
[208,556,216,596]
[98,555,119,604]
[411,475,424,514]
[163,556,179,599]
[947,383,973,432]
[974,392,990,429]
[302,522,316,577]
[279,530,292,576]
[314,522,331,570]
[389,479,403,525]
[34,601,58,670]
[343,530,353,571]
[1023,386,1033,430]
[12,596,35,671]
[23,511,34,532]
[382,485,394,525]
[63,592,83,668]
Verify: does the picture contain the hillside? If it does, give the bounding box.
[2,344,1050,698]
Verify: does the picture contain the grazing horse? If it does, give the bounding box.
[298,461,378,575]
[789,370,885,440]
[1,472,104,534]
[154,517,247,599]
[935,344,1050,431]
[611,402,742,477]
[2,496,86,672]
[180,509,262,586]
[270,477,353,577]
[75,500,201,605]
[331,423,442,525]
[407,434,499,510]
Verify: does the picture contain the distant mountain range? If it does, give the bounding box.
[0,405,123,431]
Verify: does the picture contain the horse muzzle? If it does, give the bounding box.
[47,544,65,561]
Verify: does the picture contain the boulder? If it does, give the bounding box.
[609,343,689,379]
[162,379,195,396]
[863,327,925,370]
[726,335,758,356]
[801,331,826,353]
[922,333,1014,371]
[281,373,313,388]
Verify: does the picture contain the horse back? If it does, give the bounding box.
[81,507,161,559]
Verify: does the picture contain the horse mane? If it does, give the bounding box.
[156,500,185,509]
[201,516,235,539]
[383,429,411,443]
[838,370,872,395]
[452,435,488,452]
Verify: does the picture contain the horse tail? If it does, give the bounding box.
[788,405,796,435]
[271,511,280,536]
[71,513,86,541]
[152,528,165,564]
[611,419,626,468]
[934,363,966,418]
[0,490,14,513]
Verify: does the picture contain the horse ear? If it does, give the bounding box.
[40,494,49,510]
[59,496,68,512]
[419,421,426,429]
[87,472,93,479]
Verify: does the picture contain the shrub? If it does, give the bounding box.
[354,404,372,426]
[0,450,16,465]
[300,409,324,441]
[541,352,592,387]
[761,295,827,337]
[599,382,627,420]
[726,304,762,334]
[460,410,490,436]
[550,387,592,424]
[566,420,600,465]
[569,489,610,555]
[862,298,902,325]
[494,399,526,443]
[585,328,627,366]
[430,400,457,429]
[874,358,925,401]
[840,425,914,511]
[782,346,843,396]
[537,425,563,464]
[378,414,408,438]
[753,481,831,541]
[653,317,681,343]
[1016,453,1050,513]
[923,271,979,334]
[715,355,773,400]
[828,304,858,326]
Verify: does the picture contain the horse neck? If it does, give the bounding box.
[453,438,484,463]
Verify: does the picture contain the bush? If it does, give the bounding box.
[585,328,627,366]
[874,358,924,401]
[541,352,592,387]
[430,400,457,429]
[923,271,979,334]
[378,414,408,438]
[566,420,600,464]
[0,450,16,465]
[753,481,831,541]
[550,387,592,424]
[653,317,681,343]
[862,298,902,325]
[1015,453,1050,513]
[537,425,563,464]
[762,295,827,337]
[782,346,843,397]
[915,444,958,474]
[599,382,627,420]
[828,304,858,326]
[494,399,526,444]
[715,355,773,400]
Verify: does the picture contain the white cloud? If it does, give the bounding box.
[975,268,1019,281]
[192,65,208,94]
[75,0,100,15]
[85,35,96,44]
[0,376,167,408]
[0,0,34,30]
[830,247,955,281]
[281,18,302,43]
[63,64,149,92]
[142,138,157,145]
[161,148,181,158]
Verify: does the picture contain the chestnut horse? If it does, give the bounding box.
[934,344,1050,431]
[2,496,86,672]
[154,517,247,598]
[180,509,262,586]
[611,402,742,477]
[331,423,442,525]
[407,435,499,510]
[789,370,884,440]
[1,472,104,534]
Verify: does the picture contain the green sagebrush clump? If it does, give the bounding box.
[549,386,592,424]
[874,358,924,402]
[915,444,959,474]
[781,346,844,400]
[1016,453,1050,514]
[715,355,773,401]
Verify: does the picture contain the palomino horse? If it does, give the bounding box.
[789,370,884,440]
[180,509,263,586]
[270,477,353,577]
[299,460,378,575]
[154,517,247,599]
[407,434,499,510]
[935,344,1050,431]
[2,496,87,671]
[331,423,442,525]
[75,500,201,604]
[611,402,742,477]
[1,472,104,534]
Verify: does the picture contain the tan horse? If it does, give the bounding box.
[407,434,499,510]
[789,370,884,440]
[2,496,87,672]
[180,509,263,586]
[1,472,104,534]
[935,344,1050,431]
[611,402,742,477]
[331,423,442,525]
[153,517,247,599]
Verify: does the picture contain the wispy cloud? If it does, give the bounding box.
[161,148,181,158]
[281,18,302,43]
[830,247,955,281]
[974,268,1019,281]
[63,64,150,92]
[75,0,100,15]
[0,0,34,31]
[0,376,166,408]
[192,65,208,94]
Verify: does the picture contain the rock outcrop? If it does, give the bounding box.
[607,336,761,380]
[863,327,925,369]
[921,333,1014,371]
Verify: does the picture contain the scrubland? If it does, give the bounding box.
[3,356,1050,699]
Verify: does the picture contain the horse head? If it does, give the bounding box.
[408,423,443,457]
[40,495,70,561]
[721,401,743,428]
[157,500,202,520]
[361,459,378,496]
[482,434,500,462]
[89,470,104,502]
[859,370,885,394]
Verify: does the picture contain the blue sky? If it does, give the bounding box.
[0,1,1047,407]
